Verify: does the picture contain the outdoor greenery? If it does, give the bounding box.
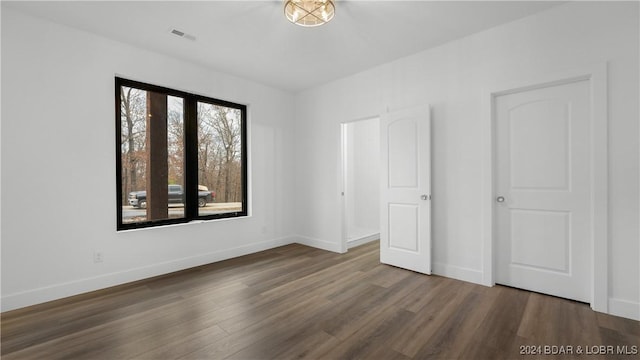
[120,86,243,204]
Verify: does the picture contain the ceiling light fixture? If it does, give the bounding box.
[284,0,335,27]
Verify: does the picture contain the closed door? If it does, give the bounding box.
[495,79,591,302]
[380,105,431,274]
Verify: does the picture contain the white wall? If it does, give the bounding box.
[294,1,639,319]
[1,8,296,311]
[344,118,379,242]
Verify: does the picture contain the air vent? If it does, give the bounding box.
[170,28,196,41]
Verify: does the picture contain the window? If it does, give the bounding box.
[116,78,247,230]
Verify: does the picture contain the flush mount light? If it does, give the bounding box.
[284,0,335,27]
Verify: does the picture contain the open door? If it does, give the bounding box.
[380,105,431,274]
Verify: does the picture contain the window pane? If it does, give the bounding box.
[120,86,146,224]
[197,102,244,216]
[167,95,185,218]
[120,86,185,224]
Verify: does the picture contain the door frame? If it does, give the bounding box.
[340,115,381,254]
[481,63,608,313]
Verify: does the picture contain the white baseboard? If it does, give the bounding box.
[1,236,295,313]
[608,297,640,321]
[293,235,343,253]
[347,233,379,249]
[432,262,484,285]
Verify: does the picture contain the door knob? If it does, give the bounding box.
[421,194,431,200]
[496,196,505,203]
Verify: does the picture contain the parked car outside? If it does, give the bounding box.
[128,185,214,208]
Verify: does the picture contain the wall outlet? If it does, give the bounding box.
[93,251,104,263]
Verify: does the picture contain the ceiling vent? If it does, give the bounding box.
[170,28,196,41]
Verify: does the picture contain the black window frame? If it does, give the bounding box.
[115,77,248,230]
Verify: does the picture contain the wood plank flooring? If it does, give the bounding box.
[2,242,638,359]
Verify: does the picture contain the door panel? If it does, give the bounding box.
[509,100,570,190]
[388,120,418,188]
[496,80,591,302]
[388,204,419,252]
[510,209,570,273]
[380,105,431,274]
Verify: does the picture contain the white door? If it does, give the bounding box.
[495,79,591,302]
[380,105,431,274]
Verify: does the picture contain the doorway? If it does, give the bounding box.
[341,117,380,250]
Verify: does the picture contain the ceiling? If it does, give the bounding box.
[4,1,564,92]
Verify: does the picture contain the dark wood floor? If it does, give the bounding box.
[2,242,638,359]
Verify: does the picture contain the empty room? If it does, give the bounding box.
[1,1,638,359]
